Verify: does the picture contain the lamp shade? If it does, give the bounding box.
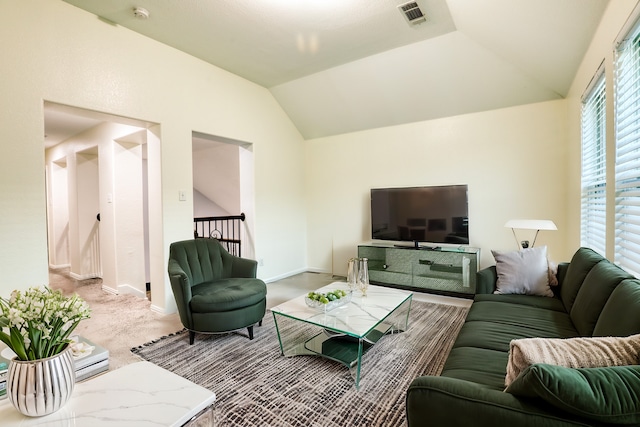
[504,219,557,231]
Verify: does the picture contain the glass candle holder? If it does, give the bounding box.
[357,257,369,296]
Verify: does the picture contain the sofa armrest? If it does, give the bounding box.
[168,258,194,327]
[231,255,258,278]
[475,266,498,294]
[556,262,569,287]
[407,376,590,427]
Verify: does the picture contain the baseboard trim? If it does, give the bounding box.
[69,271,102,281]
[49,263,70,270]
[306,267,333,275]
[263,267,333,284]
[101,285,118,295]
[150,304,168,314]
[118,284,147,300]
[264,267,307,283]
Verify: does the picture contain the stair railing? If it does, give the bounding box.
[193,213,245,257]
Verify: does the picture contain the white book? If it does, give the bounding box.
[69,335,109,371]
[75,358,110,382]
[0,352,9,368]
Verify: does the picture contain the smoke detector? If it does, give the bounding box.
[398,1,426,25]
[133,7,150,20]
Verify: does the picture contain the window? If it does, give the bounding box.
[615,26,640,277]
[580,72,606,256]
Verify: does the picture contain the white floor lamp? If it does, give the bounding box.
[504,219,557,250]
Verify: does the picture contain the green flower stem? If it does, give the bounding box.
[9,327,28,361]
[0,330,12,351]
[27,326,42,359]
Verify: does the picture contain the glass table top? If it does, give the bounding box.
[271,282,413,338]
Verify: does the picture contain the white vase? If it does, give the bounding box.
[7,345,75,417]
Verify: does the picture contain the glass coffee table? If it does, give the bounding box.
[271,282,413,388]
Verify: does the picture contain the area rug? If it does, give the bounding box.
[131,300,468,427]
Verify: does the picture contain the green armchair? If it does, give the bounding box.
[168,238,267,344]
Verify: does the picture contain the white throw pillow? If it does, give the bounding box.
[492,246,553,297]
[504,334,640,387]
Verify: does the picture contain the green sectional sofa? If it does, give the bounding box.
[406,247,640,426]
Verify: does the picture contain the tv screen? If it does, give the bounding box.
[370,185,469,245]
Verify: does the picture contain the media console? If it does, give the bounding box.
[357,244,480,298]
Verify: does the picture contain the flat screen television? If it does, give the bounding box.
[370,185,469,247]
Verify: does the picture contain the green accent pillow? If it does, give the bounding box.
[505,364,640,425]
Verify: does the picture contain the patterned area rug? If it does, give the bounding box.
[131,301,468,427]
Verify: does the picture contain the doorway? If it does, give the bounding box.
[44,102,161,304]
[191,132,256,260]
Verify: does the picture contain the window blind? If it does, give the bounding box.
[615,25,640,277]
[581,73,606,256]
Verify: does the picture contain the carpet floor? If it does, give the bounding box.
[131,300,469,427]
[48,268,182,370]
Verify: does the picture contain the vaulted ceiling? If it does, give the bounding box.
[57,0,609,141]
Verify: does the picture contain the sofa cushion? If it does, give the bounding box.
[492,246,553,297]
[505,334,640,386]
[505,364,640,425]
[570,261,633,336]
[453,317,578,353]
[442,347,509,390]
[465,301,578,337]
[560,247,604,314]
[594,279,640,337]
[474,294,566,312]
[439,368,508,393]
[190,278,267,312]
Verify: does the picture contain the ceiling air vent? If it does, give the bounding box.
[398,1,426,25]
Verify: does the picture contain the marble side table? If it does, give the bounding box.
[0,361,216,426]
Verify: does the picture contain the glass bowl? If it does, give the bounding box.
[304,290,353,311]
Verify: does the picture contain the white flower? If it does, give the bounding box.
[0,286,91,361]
[61,320,74,332]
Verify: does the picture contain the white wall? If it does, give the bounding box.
[305,99,570,274]
[240,145,256,261]
[47,159,69,268]
[73,151,101,279]
[193,190,229,219]
[0,0,307,306]
[565,0,640,260]
[112,140,146,297]
[145,127,167,310]
[192,143,241,216]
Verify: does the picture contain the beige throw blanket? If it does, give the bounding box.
[505,334,640,387]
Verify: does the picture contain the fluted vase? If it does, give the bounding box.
[7,345,75,417]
